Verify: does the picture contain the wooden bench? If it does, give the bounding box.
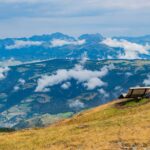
[119,87,150,99]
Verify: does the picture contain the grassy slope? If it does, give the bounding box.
[0,99,150,150]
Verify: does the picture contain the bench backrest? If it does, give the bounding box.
[126,88,150,98]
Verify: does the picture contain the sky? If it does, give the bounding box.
[0,0,150,38]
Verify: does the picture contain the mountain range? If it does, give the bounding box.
[1,33,150,62]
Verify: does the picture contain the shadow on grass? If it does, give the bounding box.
[0,128,15,133]
[115,98,150,109]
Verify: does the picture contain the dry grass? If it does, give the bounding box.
[0,99,150,150]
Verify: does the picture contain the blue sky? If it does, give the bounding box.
[0,0,150,38]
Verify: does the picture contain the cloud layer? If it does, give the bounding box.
[68,99,85,110]
[50,39,85,47]
[5,38,85,49]
[102,38,150,59]
[0,58,22,67]
[35,58,114,92]
[6,40,42,49]
[0,0,150,37]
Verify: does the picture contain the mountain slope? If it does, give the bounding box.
[1,59,150,129]
[0,98,150,150]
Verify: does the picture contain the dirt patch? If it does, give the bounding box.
[112,140,150,150]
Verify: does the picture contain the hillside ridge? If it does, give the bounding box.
[0,98,150,150]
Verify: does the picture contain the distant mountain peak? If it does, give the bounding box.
[79,33,104,43]
[28,32,75,42]
[50,32,75,40]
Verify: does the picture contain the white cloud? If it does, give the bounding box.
[68,99,85,110]
[0,67,10,80]
[18,78,26,85]
[84,77,105,90]
[50,39,85,47]
[102,38,150,59]
[143,75,150,86]
[35,70,69,92]
[5,40,43,49]
[114,86,122,91]
[98,88,109,98]
[35,60,114,92]
[13,85,20,91]
[125,72,132,77]
[13,78,26,92]
[0,58,22,67]
[61,82,71,89]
